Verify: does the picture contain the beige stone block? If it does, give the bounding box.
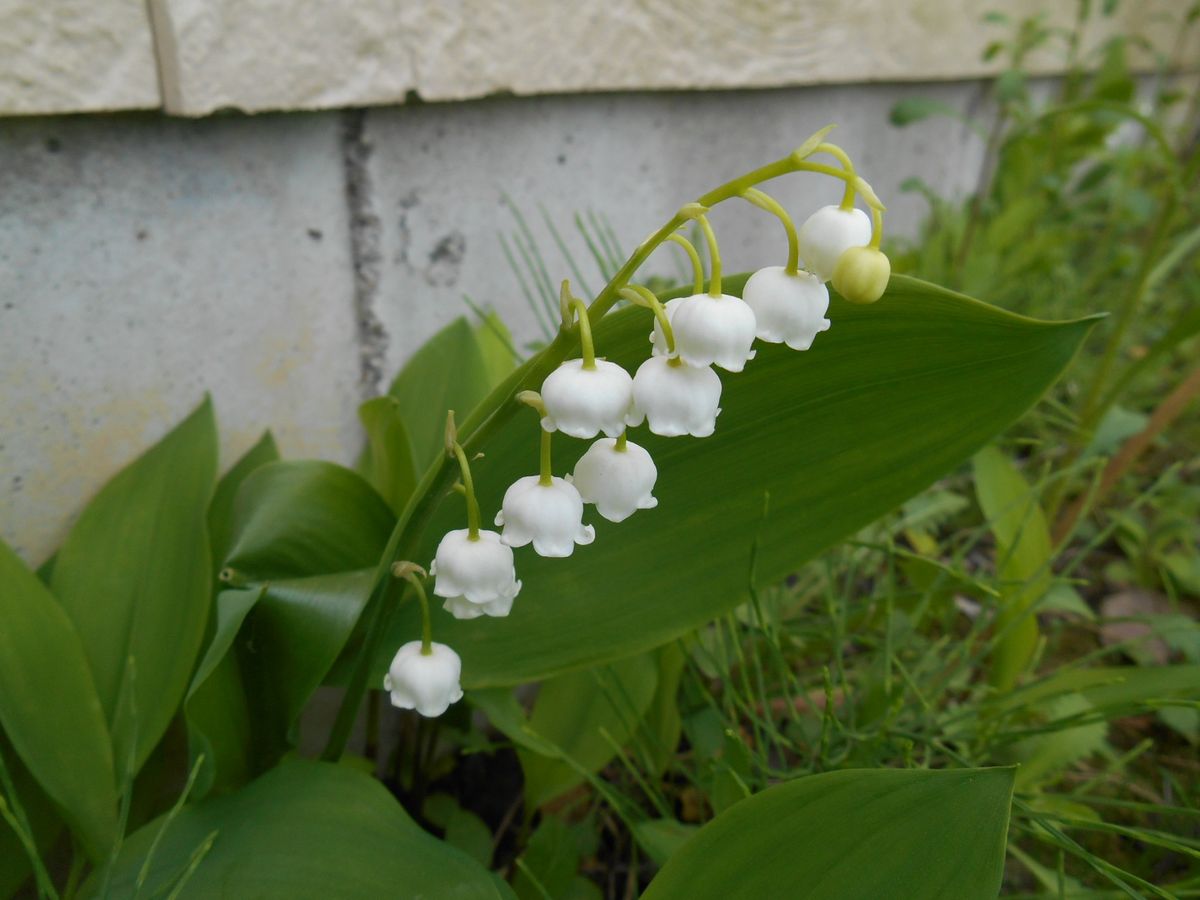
[151,0,1198,116]
[0,0,160,114]
[148,0,418,115]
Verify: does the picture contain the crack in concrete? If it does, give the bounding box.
[340,109,388,399]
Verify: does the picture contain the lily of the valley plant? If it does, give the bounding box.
[380,125,891,718]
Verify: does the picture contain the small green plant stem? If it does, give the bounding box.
[538,428,553,486]
[739,188,800,274]
[322,144,874,761]
[667,233,705,294]
[567,297,596,369]
[814,142,856,210]
[618,285,675,354]
[396,568,434,655]
[694,214,723,297]
[869,207,884,250]
[449,442,481,540]
[615,430,628,452]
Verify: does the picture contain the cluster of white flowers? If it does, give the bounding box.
[383,149,891,718]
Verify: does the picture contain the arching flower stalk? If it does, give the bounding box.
[326,126,891,737]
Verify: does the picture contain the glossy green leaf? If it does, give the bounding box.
[475,311,521,386]
[51,398,217,780]
[358,396,419,515]
[207,431,278,572]
[387,316,494,471]
[519,654,658,809]
[992,664,1200,714]
[186,435,280,799]
[512,815,598,900]
[635,644,686,775]
[423,794,494,868]
[386,275,1095,687]
[183,588,262,798]
[974,446,1054,689]
[632,818,699,867]
[642,768,1015,900]
[0,742,63,898]
[240,571,374,765]
[0,540,117,859]
[224,461,394,581]
[85,759,511,899]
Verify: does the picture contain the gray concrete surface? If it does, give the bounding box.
[1,81,987,563]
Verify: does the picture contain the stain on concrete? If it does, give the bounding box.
[425,231,465,287]
[340,109,388,397]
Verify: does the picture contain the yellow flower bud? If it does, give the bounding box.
[831,246,891,305]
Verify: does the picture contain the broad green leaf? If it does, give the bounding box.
[239,571,374,765]
[475,311,521,386]
[512,815,598,900]
[385,275,1095,686]
[358,396,419,515]
[635,644,686,775]
[642,768,1015,900]
[0,540,117,859]
[519,654,658,809]
[184,588,262,798]
[387,316,494,471]
[423,794,493,868]
[207,431,278,572]
[85,759,510,899]
[1011,694,1108,791]
[468,689,561,758]
[973,446,1054,688]
[187,435,279,799]
[0,740,63,898]
[51,398,217,780]
[632,818,699,867]
[994,664,1200,714]
[224,460,394,581]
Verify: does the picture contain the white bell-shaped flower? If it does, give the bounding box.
[741,266,831,351]
[540,359,634,439]
[670,294,757,373]
[570,438,658,523]
[383,641,464,718]
[496,475,596,557]
[649,297,685,357]
[430,528,521,620]
[796,205,872,282]
[628,356,722,437]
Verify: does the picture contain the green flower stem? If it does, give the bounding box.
[568,297,597,369]
[399,571,434,655]
[619,285,674,355]
[815,142,857,210]
[695,215,723,297]
[322,143,873,761]
[539,427,553,486]
[667,233,705,295]
[870,207,884,250]
[615,431,628,452]
[450,442,481,540]
[740,187,800,275]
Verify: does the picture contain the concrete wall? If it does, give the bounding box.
[0,82,989,563]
